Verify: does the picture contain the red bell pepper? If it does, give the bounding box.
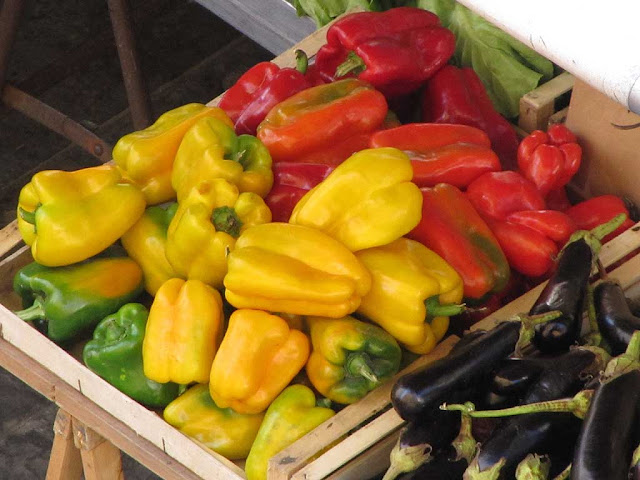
[517,124,582,196]
[218,51,317,135]
[466,171,546,220]
[264,163,334,222]
[565,195,635,243]
[256,78,388,164]
[505,209,576,245]
[408,183,510,300]
[545,186,572,211]
[313,7,455,97]
[422,65,520,170]
[483,217,559,278]
[369,123,501,188]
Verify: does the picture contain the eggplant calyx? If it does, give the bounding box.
[463,455,506,480]
[571,345,611,379]
[451,412,477,463]
[512,310,564,357]
[561,213,627,266]
[602,330,640,381]
[632,443,640,468]
[382,436,433,480]
[515,453,551,480]
[582,284,602,347]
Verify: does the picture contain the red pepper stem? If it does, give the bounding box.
[14,297,46,322]
[335,51,367,78]
[441,390,594,420]
[295,49,309,75]
[346,352,378,384]
[424,296,466,321]
[211,206,243,238]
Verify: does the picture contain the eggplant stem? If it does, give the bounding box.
[590,213,626,241]
[512,310,563,356]
[632,443,640,468]
[603,330,640,380]
[552,463,571,480]
[515,454,551,480]
[442,390,594,420]
[561,213,626,268]
[583,284,602,347]
[451,412,477,463]
[596,259,608,280]
[382,439,432,480]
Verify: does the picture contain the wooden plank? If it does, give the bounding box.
[46,410,84,480]
[323,432,399,480]
[519,72,574,133]
[0,220,23,260]
[268,335,458,480]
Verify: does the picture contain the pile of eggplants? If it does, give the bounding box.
[385,215,640,480]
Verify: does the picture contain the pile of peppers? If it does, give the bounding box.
[11,7,639,480]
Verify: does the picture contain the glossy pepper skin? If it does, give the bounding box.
[264,163,335,222]
[143,278,224,385]
[290,147,422,252]
[306,315,401,404]
[315,7,455,98]
[209,309,310,414]
[422,65,520,170]
[224,222,372,317]
[256,78,388,164]
[356,238,464,354]
[113,103,232,204]
[565,195,635,243]
[408,183,510,300]
[171,115,273,202]
[163,384,264,460]
[83,303,180,408]
[14,256,144,344]
[165,178,271,288]
[244,384,335,480]
[120,202,181,296]
[369,123,501,188]
[17,165,146,267]
[218,54,316,136]
[517,124,582,196]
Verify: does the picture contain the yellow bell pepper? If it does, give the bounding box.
[143,278,224,384]
[223,222,372,317]
[306,316,402,405]
[163,384,264,460]
[17,165,146,267]
[113,103,232,205]
[120,203,182,296]
[165,178,271,288]
[356,238,464,354]
[289,147,422,251]
[244,384,335,480]
[209,309,310,414]
[172,116,273,202]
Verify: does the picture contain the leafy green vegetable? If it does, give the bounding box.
[292,0,399,27]
[416,0,554,118]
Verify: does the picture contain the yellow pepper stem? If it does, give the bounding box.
[424,295,466,323]
[211,206,243,238]
[345,352,379,384]
[18,206,37,225]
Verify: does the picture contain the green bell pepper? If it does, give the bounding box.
[13,256,144,344]
[83,303,180,408]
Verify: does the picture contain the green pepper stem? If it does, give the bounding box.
[14,297,46,322]
[335,51,367,78]
[295,49,309,74]
[442,390,594,420]
[316,397,332,409]
[424,295,466,321]
[345,352,379,384]
[211,206,243,238]
[18,206,37,225]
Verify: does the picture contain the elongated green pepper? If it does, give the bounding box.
[83,303,180,407]
[13,256,144,343]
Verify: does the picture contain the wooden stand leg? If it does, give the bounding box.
[45,410,83,480]
[73,418,125,480]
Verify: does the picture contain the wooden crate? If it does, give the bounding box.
[0,11,638,480]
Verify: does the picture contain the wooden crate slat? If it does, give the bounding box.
[322,433,399,480]
[518,72,575,133]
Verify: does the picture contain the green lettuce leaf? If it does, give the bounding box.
[417,0,554,118]
[292,0,396,27]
